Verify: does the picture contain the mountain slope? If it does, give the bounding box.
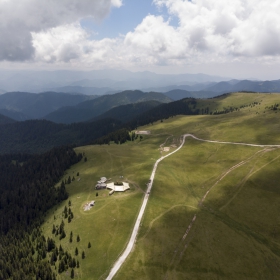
[0,96,197,154]
[44,90,172,124]
[0,91,96,119]
[0,108,35,121]
[90,100,162,123]
[0,113,16,125]
[0,118,123,154]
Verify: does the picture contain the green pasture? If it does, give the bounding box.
[41,134,168,280]
[41,92,280,279]
[115,140,280,279]
[144,93,280,144]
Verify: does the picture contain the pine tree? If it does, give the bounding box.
[75,247,78,256]
[64,206,68,218]
[52,224,56,234]
[59,229,66,240]
[71,268,74,279]
[76,235,80,242]
[82,251,85,259]
[88,242,91,248]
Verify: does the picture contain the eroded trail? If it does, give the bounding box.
[105,134,280,280]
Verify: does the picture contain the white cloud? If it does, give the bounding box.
[1,0,280,71]
[151,0,280,60]
[0,0,122,61]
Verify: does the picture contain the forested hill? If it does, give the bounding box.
[44,90,172,124]
[0,118,123,154]
[93,98,200,144]
[0,146,82,279]
[0,98,200,154]
[89,100,162,123]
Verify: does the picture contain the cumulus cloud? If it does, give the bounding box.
[32,23,120,65]
[1,0,280,69]
[120,0,280,67]
[0,0,122,61]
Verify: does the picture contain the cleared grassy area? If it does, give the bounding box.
[41,135,168,280]
[115,141,280,279]
[113,93,280,279]
[42,92,280,279]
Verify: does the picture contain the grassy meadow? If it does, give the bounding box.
[41,134,168,279]
[41,92,280,279]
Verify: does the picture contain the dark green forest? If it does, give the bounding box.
[0,147,82,279]
[0,98,199,154]
[94,98,199,145]
[0,118,123,154]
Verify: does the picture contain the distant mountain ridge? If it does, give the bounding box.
[51,85,118,96]
[44,90,172,124]
[0,69,231,93]
[204,79,280,93]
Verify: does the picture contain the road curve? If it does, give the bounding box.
[105,134,280,280]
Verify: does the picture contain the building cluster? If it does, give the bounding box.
[95,177,130,194]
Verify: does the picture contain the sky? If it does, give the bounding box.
[0,0,280,79]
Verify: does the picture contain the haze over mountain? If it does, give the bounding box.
[204,80,280,93]
[0,69,231,93]
[0,91,96,120]
[0,113,16,125]
[44,90,172,124]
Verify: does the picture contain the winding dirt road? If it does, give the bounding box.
[105,134,280,280]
